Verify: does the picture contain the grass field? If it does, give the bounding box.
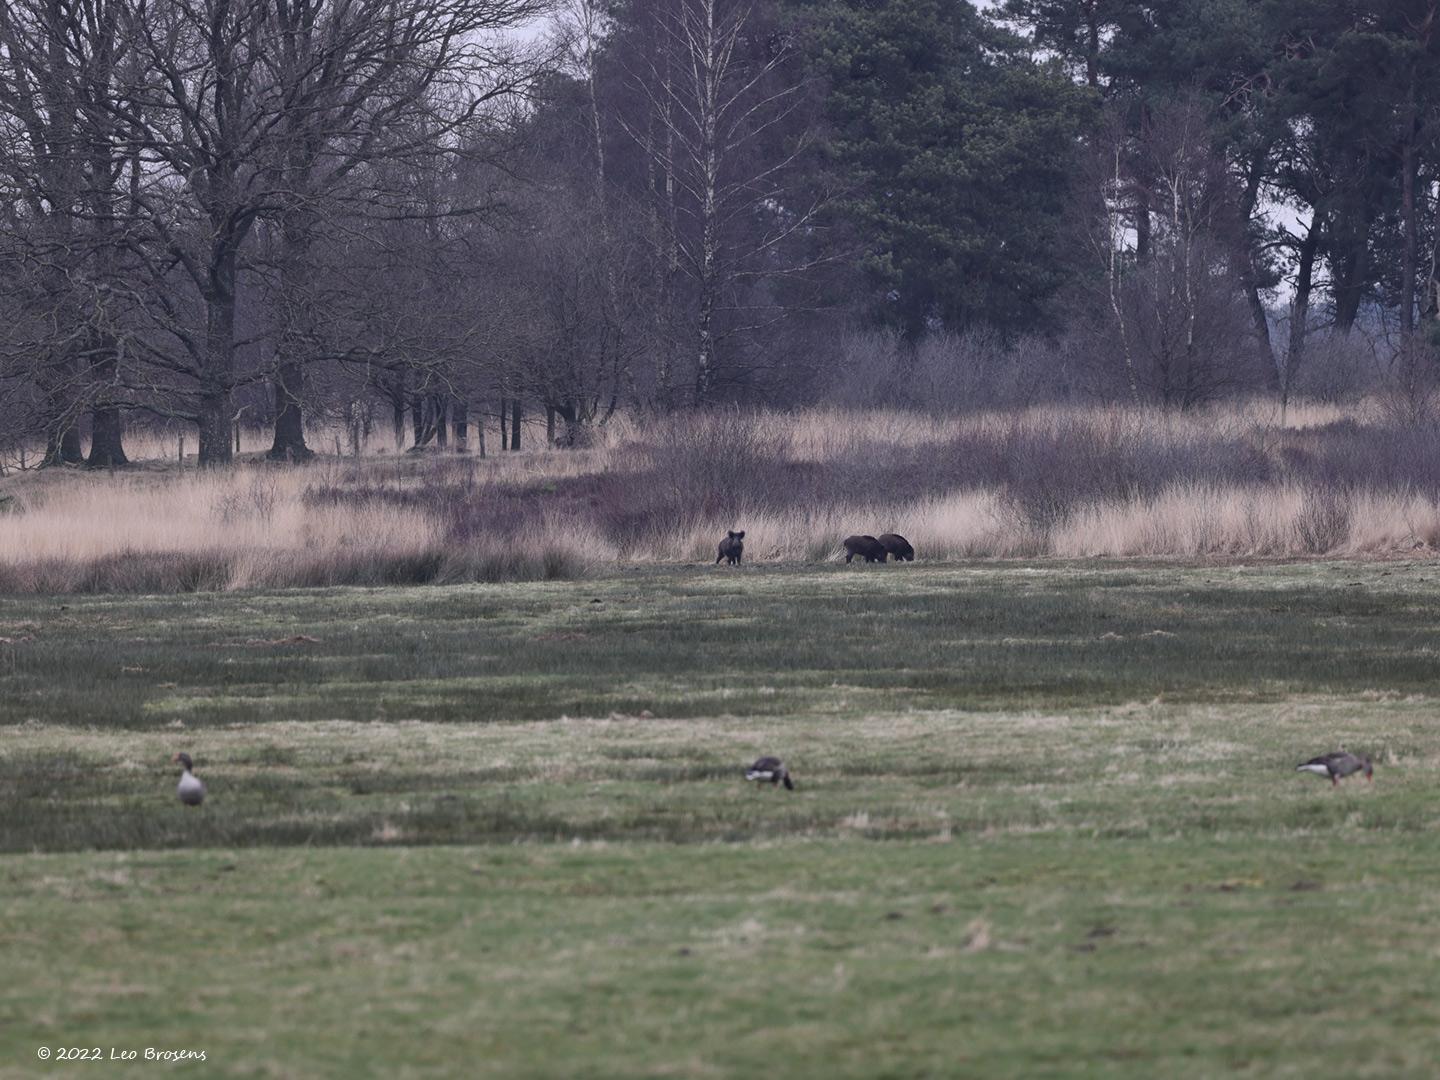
[4,561,1440,1077]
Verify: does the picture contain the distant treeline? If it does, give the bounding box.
[2,0,1439,466]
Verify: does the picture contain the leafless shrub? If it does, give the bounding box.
[634,408,785,520]
[822,329,905,408]
[1295,487,1353,553]
[1375,338,1440,428]
[1290,333,1374,403]
[1273,420,1440,495]
[992,489,1071,550]
[212,473,280,524]
[818,329,1075,411]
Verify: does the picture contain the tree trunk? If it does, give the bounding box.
[39,283,83,466]
[269,360,312,461]
[267,207,316,462]
[1242,275,1277,388]
[653,13,679,407]
[1084,0,1100,89]
[266,27,320,464]
[453,400,469,451]
[1282,219,1321,421]
[693,0,720,409]
[499,398,508,448]
[391,374,407,450]
[1399,72,1420,337]
[546,405,556,445]
[347,401,363,456]
[1237,148,1277,386]
[554,401,583,447]
[85,342,129,472]
[1133,197,1151,264]
[43,419,83,466]
[510,399,522,451]
[85,132,128,470]
[86,402,127,468]
[1332,228,1369,334]
[1427,174,1440,323]
[198,250,237,467]
[434,396,448,448]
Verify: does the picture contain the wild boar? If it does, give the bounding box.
[878,533,914,561]
[716,530,745,565]
[843,535,887,563]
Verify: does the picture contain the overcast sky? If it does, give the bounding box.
[518,0,999,38]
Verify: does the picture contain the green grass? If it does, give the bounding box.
[4,561,1440,1077]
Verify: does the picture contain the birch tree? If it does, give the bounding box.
[621,0,823,406]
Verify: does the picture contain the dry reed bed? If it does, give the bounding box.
[2,403,1438,592]
[0,467,590,592]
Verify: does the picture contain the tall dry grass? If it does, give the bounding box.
[2,401,1438,593]
[0,464,596,593]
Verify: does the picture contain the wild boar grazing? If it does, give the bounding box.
[716,530,745,565]
[843,535,888,563]
[878,533,914,561]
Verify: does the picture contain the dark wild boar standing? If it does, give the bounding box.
[843,535,888,563]
[878,534,914,561]
[716,530,745,565]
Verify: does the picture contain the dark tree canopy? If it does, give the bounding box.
[795,0,1095,340]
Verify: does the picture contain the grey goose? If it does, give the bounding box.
[745,756,795,791]
[173,752,206,806]
[1296,751,1372,787]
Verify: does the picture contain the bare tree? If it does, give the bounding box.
[0,0,138,465]
[618,0,824,407]
[253,0,551,461]
[102,0,548,466]
[504,187,649,442]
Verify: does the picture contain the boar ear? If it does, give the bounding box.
[736,531,745,539]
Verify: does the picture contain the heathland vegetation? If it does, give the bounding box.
[6,402,1440,592]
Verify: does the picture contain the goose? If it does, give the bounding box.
[1296,750,1372,787]
[173,752,206,806]
[745,756,795,791]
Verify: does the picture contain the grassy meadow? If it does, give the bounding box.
[4,560,1440,1077]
